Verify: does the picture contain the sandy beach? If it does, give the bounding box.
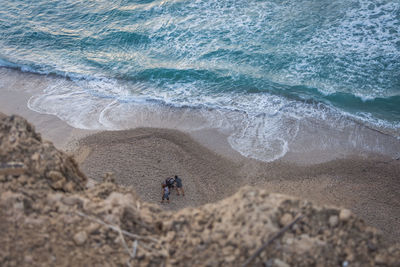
[74,127,400,244]
[1,67,399,244]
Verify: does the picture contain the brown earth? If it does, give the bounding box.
[1,115,400,266]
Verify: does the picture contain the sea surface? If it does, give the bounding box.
[1,0,400,161]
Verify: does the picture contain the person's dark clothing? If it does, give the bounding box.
[166,177,175,189]
[175,176,182,188]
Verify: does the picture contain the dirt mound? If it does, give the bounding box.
[1,115,399,266]
[0,115,86,192]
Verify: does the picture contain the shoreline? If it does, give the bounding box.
[1,67,400,243]
[2,66,400,164]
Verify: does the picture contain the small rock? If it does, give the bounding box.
[64,182,75,192]
[51,179,65,190]
[62,196,83,206]
[285,237,294,245]
[1,191,21,205]
[63,215,81,224]
[273,259,290,267]
[166,231,175,241]
[9,136,16,143]
[18,175,29,184]
[246,191,256,198]
[280,213,293,226]
[374,254,386,265]
[31,153,40,161]
[73,231,87,246]
[24,254,33,263]
[87,223,100,234]
[345,252,355,261]
[225,255,236,262]
[339,209,351,222]
[47,171,65,182]
[329,215,339,227]
[222,245,235,255]
[47,193,63,205]
[292,234,314,253]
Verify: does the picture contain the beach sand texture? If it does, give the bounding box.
[75,127,400,244]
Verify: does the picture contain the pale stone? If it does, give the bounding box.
[346,252,354,261]
[222,245,235,255]
[166,231,175,241]
[63,215,81,224]
[51,179,65,190]
[329,215,339,227]
[73,231,87,245]
[47,171,64,182]
[31,153,40,161]
[285,237,294,245]
[225,255,236,262]
[24,254,33,263]
[64,182,75,192]
[374,254,386,265]
[47,193,63,205]
[339,209,351,222]
[280,213,293,226]
[87,223,100,234]
[24,217,44,226]
[62,196,83,206]
[293,234,314,254]
[274,258,290,267]
[1,191,21,205]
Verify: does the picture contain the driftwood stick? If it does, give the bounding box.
[118,227,133,256]
[0,162,26,175]
[132,240,138,259]
[116,227,134,267]
[242,214,304,267]
[75,211,159,243]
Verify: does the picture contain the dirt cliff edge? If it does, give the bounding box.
[1,115,399,266]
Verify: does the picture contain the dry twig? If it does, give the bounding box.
[75,211,158,243]
[132,240,138,258]
[242,214,304,267]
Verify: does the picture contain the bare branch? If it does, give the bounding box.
[242,214,304,267]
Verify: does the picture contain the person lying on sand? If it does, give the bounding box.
[174,175,184,196]
[161,183,170,204]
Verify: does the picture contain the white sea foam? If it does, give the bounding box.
[24,73,400,162]
[3,0,399,161]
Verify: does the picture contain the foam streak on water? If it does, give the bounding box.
[1,0,400,161]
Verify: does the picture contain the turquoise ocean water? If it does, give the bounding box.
[1,0,399,161]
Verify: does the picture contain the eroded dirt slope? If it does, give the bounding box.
[1,115,399,266]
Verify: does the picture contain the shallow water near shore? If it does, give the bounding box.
[1,67,400,164]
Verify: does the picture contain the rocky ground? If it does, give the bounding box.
[1,115,399,266]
